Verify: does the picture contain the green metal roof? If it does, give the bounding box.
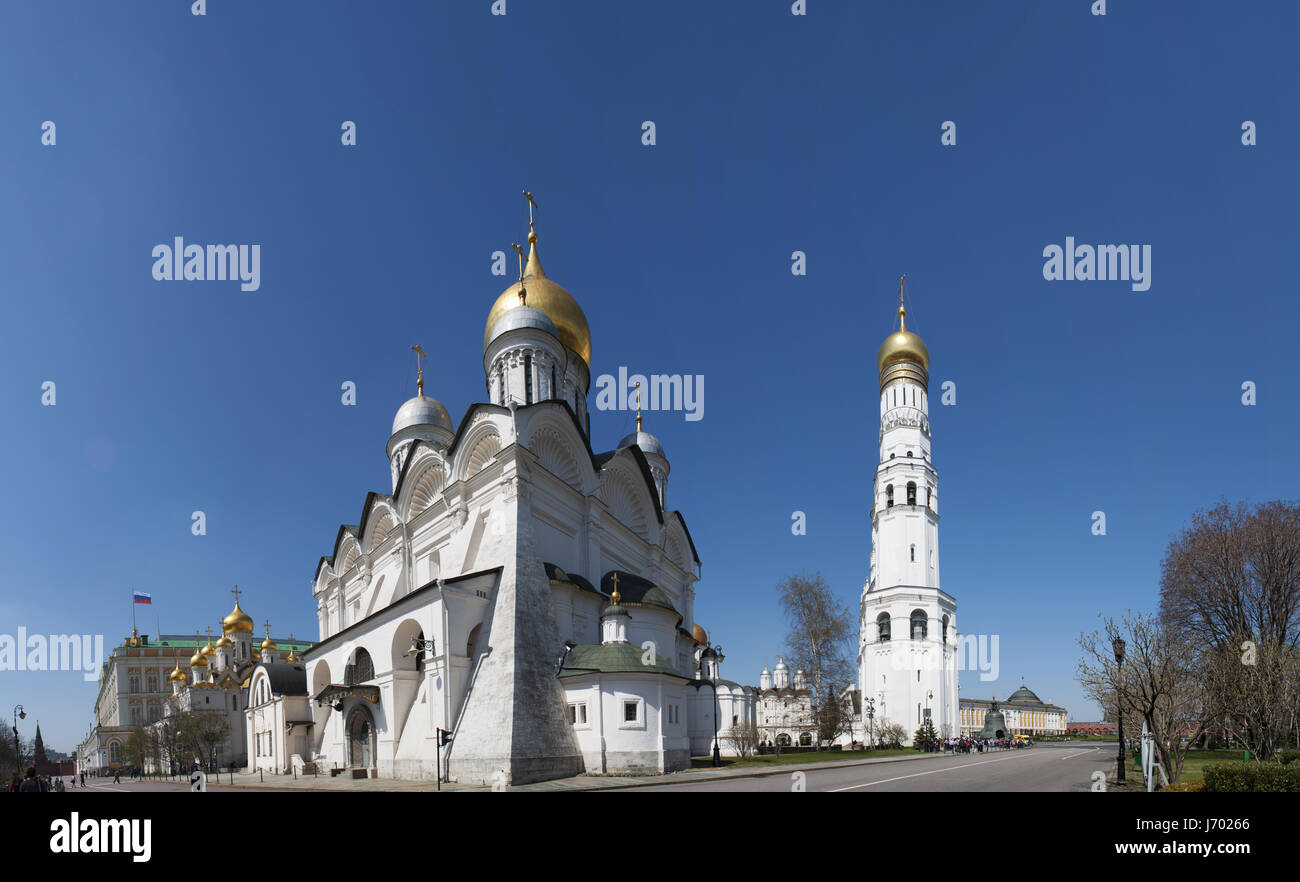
[560,643,689,680]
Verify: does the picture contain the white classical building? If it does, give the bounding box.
[301,205,752,785]
[756,658,815,747]
[858,289,959,744]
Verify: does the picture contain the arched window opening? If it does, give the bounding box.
[911,610,927,640]
[877,613,891,642]
[346,648,374,685]
[524,352,533,404]
[886,485,894,508]
[941,615,950,643]
[907,481,917,506]
[910,544,916,562]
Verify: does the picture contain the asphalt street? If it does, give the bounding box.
[631,742,1115,792]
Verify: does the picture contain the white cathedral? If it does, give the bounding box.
[295,202,755,785]
[858,289,959,743]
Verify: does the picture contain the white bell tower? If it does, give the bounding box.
[859,280,958,744]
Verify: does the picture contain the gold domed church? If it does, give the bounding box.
[79,590,308,775]
[297,194,753,785]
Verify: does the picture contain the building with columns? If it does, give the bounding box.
[301,199,751,785]
[960,686,1068,737]
[858,286,959,743]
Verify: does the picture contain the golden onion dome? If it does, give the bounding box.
[190,646,208,667]
[692,623,708,645]
[260,635,278,652]
[169,664,187,682]
[215,635,233,649]
[222,600,254,634]
[877,297,930,374]
[483,232,591,367]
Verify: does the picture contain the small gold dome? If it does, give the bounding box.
[190,647,208,667]
[483,234,591,367]
[169,664,187,682]
[260,635,278,652]
[215,635,233,649]
[692,623,708,645]
[200,641,215,657]
[222,601,254,634]
[877,297,929,374]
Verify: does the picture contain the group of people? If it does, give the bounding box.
[6,767,91,792]
[917,735,1034,753]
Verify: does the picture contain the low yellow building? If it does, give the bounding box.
[960,686,1066,737]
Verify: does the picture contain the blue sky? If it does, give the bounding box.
[1,1,1296,750]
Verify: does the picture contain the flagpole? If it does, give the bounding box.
[131,589,136,635]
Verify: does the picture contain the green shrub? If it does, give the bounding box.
[1161,779,1203,792]
[1279,750,1300,766]
[1202,762,1300,792]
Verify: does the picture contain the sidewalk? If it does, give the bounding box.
[215,748,973,792]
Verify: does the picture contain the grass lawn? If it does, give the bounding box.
[1171,749,1247,783]
[690,748,914,770]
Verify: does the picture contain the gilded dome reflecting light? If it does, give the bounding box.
[222,600,254,634]
[483,234,591,366]
[877,296,930,374]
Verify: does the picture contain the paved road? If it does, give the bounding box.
[632,742,1115,792]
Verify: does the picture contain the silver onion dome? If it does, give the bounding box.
[486,305,558,350]
[618,430,665,459]
[391,393,454,436]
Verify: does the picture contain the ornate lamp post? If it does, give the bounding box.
[1112,636,1126,786]
[864,697,875,749]
[12,705,26,775]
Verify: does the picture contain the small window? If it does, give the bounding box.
[624,701,638,723]
[886,485,894,508]
[890,453,896,459]
[907,450,913,457]
[910,544,916,562]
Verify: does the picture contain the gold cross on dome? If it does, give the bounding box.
[511,243,527,304]
[522,189,538,234]
[231,585,242,604]
[610,572,621,604]
[411,345,427,395]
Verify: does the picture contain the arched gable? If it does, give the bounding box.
[360,496,401,553]
[455,425,502,483]
[523,415,585,488]
[402,448,448,521]
[598,453,656,539]
[663,519,691,573]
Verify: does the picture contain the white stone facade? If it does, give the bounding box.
[859,302,959,745]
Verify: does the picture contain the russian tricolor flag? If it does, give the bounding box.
[132,592,152,605]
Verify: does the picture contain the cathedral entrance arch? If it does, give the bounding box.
[776,733,792,747]
[346,705,375,769]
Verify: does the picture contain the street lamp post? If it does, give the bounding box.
[864,698,875,750]
[1113,636,1126,786]
[12,705,27,777]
